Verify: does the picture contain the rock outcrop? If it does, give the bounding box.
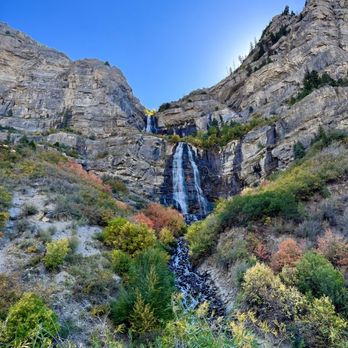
[1,0,348,206]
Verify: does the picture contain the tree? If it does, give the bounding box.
[293,141,306,160]
[282,5,290,16]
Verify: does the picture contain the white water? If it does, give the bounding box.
[145,116,155,133]
[187,145,209,216]
[172,142,188,215]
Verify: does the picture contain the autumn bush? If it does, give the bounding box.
[242,263,306,336]
[317,229,348,268]
[60,161,110,192]
[0,292,60,347]
[102,217,156,255]
[142,203,185,236]
[271,238,302,272]
[132,212,155,229]
[43,238,71,270]
[297,296,348,347]
[111,248,175,335]
[158,227,175,246]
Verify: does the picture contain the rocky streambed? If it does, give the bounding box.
[170,237,224,316]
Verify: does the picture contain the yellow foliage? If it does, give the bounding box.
[159,227,175,245]
[130,293,157,334]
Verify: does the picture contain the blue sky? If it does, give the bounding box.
[1,0,304,109]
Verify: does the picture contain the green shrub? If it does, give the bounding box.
[296,252,348,316]
[216,238,249,270]
[22,204,38,216]
[288,70,348,105]
[293,141,306,160]
[0,186,11,229]
[218,190,300,227]
[0,274,22,320]
[43,238,71,270]
[102,175,129,195]
[111,249,132,275]
[158,103,171,112]
[297,296,348,347]
[102,217,156,256]
[182,115,278,149]
[0,292,59,347]
[186,214,220,262]
[110,248,175,334]
[232,258,257,288]
[155,298,236,347]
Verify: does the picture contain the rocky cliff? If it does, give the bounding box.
[1,0,348,212]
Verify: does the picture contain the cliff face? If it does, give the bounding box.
[156,0,348,199]
[1,0,348,207]
[0,23,168,201]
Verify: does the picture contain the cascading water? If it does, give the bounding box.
[170,142,223,313]
[172,142,188,216]
[187,145,209,217]
[145,116,156,133]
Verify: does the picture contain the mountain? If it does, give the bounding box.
[1,0,348,214]
[0,0,348,346]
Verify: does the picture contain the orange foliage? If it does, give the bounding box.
[254,242,269,261]
[142,203,185,236]
[271,238,302,272]
[132,213,155,229]
[317,229,348,268]
[61,161,111,192]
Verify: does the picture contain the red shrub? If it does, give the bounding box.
[132,213,155,230]
[254,242,269,261]
[61,161,111,192]
[271,238,302,272]
[142,203,185,236]
[317,229,348,268]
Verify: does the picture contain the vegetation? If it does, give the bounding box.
[141,203,186,237]
[0,293,60,347]
[0,275,22,320]
[102,217,156,255]
[288,70,348,105]
[295,252,348,316]
[43,238,71,270]
[0,184,11,230]
[171,115,278,149]
[186,128,348,261]
[154,298,246,348]
[110,248,175,336]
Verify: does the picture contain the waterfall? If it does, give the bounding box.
[172,142,188,215]
[172,142,209,219]
[187,145,208,216]
[145,116,156,133]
